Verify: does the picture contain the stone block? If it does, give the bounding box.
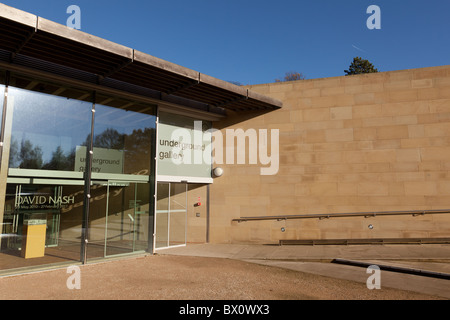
[330,106,352,120]
[364,150,396,163]
[309,182,338,196]
[352,104,382,119]
[362,116,395,127]
[321,86,345,96]
[412,67,448,80]
[408,124,425,138]
[310,96,337,108]
[382,101,429,117]
[429,99,450,113]
[384,80,412,91]
[395,149,421,162]
[305,130,326,143]
[418,88,440,100]
[325,128,354,142]
[290,110,303,122]
[353,127,377,141]
[299,88,321,97]
[424,123,450,137]
[411,79,433,88]
[338,182,358,195]
[269,83,293,93]
[404,181,437,196]
[421,147,450,161]
[376,125,409,140]
[388,90,418,103]
[313,77,341,88]
[303,108,330,122]
[357,182,389,196]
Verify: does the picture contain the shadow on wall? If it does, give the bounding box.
[212,110,273,129]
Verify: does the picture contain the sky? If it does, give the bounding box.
[2,0,450,85]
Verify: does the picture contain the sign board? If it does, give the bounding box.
[75,146,124,174]
[157,112,212,182]
[17,195,75,210]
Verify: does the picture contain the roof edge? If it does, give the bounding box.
[0,3,37,28]
[0,3,283,111]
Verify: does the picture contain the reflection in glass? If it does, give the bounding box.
[1,183,84,271]
[105,182,150,255]
[8,87,92,172]
[1,85,156,273]
[87,181,150,260]
[0,84,4,141]
[92,104,155,175]
[156,183,169,248]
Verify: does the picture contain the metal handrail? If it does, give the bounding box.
[232,209,450,223]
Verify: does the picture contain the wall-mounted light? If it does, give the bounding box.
[213,167,223,177]
[194,196,201,207]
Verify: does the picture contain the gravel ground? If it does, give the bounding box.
[0,254,444,300]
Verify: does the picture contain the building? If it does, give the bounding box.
[0,4,281,274]
[213,66,450,244]
[1,4,449,275]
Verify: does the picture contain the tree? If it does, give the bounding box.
[42,146,72,171]
[344,57,379,75]
[18,139,43,169]
[83,128,125,150]
[275,71,306,82]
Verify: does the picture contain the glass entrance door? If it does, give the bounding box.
[87,180,150,260]
[155,182,187,249]
[1,181,85,271]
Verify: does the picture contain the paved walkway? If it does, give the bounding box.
[156,243,450,299]
[1,243,449,300]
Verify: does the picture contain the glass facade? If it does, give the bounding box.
[0,76,157,274]
[86,181,151,259]
[155,182,187,249]
[3,183,85,263]
[8,86,92,173]
[0,83,4,142]
[93,102,153,176]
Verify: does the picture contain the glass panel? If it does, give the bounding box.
[86,181,150,260]
[155,183,169,248]
[0,83,4,142]
[105,183,131,256]
[155,182,187,249]
[1,183,83,272]
[85,182,108,260]
[92,103,156,176]
[105,182,149,256]
[169,183,187,246]
[1,84,157,271]
[133,183,151,251]
[7,86,92,173]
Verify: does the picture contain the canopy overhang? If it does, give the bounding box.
[0,4,282,119]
